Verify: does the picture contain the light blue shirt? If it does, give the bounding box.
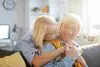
[42,43,75,67]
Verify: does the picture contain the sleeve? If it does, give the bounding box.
[42,43,74,67]
[86,65,88,67]
[14,40,38,65]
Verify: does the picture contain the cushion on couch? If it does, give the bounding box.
[0,49,31,67]
[0,52,26,67]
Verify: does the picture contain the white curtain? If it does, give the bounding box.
[82,0,100,36]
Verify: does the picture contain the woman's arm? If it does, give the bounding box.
[32,47,64,67]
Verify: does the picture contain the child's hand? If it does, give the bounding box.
[67,42,82,56]
[60,44,69,57]
[64,44,79,60]
[63,44,70,55]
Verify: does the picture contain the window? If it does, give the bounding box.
[0,25,10,39]
[82,0,100,36]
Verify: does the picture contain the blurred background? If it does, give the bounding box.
[0,0,100,50]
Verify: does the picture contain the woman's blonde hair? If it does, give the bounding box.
[32,15,56,48]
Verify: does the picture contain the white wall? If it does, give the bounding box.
[68,0,83,18]
[49,0,69,19]
[29,0,49,29]
[30,0,48,9]
[24,0,30,34]
[0,0,26,41]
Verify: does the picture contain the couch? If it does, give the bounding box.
[0,43,100,67]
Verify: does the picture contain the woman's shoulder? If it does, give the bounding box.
[14,32,36,51]
[20,32,35,43]
[21,32,32,41]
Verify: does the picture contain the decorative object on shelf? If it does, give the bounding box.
[3,0,16,11]
[12,24,22,34]
[31,7,40,12]
[55,17,60,22]
[12,24,22,41]
[41,5,49,13]
[12,24,17,33]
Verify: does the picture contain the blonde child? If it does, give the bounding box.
[57,14,88,67]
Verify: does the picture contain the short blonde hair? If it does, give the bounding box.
[58,14,82,34]
[32,15,56,48]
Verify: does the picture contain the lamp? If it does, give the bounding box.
[12,24,17,32]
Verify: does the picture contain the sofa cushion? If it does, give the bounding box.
[0,49,31,67]
[0,52,26,67]
[81,43,100,67]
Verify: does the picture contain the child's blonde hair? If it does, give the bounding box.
[32,15,56,48]
[58,14,82,35]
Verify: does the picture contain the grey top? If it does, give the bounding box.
[14,32,38,65]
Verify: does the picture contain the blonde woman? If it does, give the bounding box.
[14,15,78,67]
